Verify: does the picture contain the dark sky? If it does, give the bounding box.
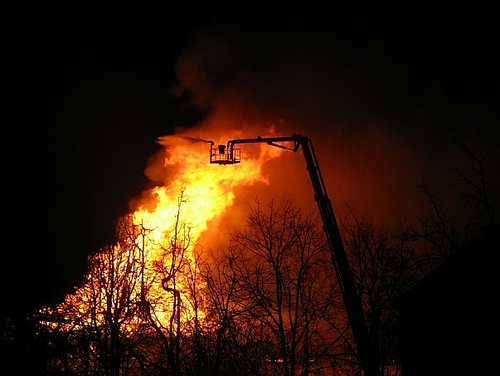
[5,5,499,317]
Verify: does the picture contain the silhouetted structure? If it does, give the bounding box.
[396,225,498,375]
[211,134,380,375]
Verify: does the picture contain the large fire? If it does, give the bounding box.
[42,128,290,330]
[36,128,369,375]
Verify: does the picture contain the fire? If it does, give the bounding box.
[42,129,283,331]
[133,135,265,243]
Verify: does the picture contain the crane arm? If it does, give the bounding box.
[210,133,379,376]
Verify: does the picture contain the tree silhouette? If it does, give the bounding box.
[34,215,155,374]
[342,211,420,374]
[222,198,350,375]
[415,141,498,273]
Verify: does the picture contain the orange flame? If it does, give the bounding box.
[44,128,286,329]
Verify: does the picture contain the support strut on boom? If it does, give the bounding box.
[209,133,380,376]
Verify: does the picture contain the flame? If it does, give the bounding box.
[43,129,285,331]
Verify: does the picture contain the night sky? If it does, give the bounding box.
[5,5,499,319]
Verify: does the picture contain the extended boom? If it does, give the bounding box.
[210,133,379,376]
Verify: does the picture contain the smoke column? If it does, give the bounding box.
[142,10,499,233]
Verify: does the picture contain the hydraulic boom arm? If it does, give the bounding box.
[210,133,379,376]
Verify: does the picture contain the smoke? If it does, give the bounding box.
[152,9,499,231]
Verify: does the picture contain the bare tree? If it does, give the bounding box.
[415,182,461,265]
[414,141,498,272]
[342,212,420,375]
[452,140,498,227]
[35,216,158,375]
[34,215,163,375]
[33,189,216,375]
[223,197,347,376]
[139,189,209,376]
[197,242,272,375]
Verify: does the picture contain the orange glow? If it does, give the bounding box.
[43,128,288,330]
